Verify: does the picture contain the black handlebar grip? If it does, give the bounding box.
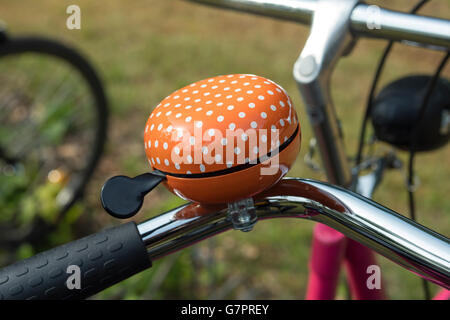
[0,222,151,300]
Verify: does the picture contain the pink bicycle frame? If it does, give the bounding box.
[306,225,384,299]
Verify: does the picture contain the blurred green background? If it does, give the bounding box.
[1,0,449,299]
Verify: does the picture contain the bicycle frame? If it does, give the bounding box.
[183,0,450,299]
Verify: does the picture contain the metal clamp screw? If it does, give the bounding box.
[227,198,257,232]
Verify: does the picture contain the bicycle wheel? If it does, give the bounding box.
[0,35,108,247]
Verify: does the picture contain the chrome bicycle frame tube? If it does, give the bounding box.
[187,0,450,49]
[137,178,450,289]
[293,0,358,186]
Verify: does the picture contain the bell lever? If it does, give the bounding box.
[101,171,166,219]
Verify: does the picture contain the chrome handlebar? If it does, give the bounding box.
[137,178,450,289]
[187,0,450,49]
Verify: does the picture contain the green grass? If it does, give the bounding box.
[2,0,449,299]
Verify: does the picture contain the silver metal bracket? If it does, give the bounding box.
[304,137,322,172]
[227,198,257,232]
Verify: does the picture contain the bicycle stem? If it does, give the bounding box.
[137,178,450,289]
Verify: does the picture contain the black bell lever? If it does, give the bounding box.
[101,171,166,219]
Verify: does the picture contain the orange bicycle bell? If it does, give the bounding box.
[101,74,301,219]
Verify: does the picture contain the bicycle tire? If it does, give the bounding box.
[0,35,108,247]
